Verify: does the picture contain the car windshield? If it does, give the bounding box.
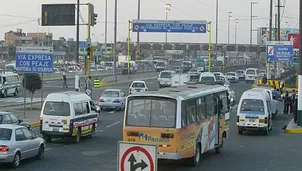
[157,62,165,66]
[200,76,215,82]
[259,70,266,74]
[189,69,197,72]
[240,99,265,114]
[132,82,145,88]
[246,70,256,75]
[126,97,176,128]
[214,73,220,76]
[227,73,235,76]
[236,70,244,74]
[216,76,224,80]
[0,128,12,140]
[43,102,71,116]
[160,72,171,78]
[102,91,119,97]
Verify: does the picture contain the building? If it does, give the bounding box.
[4,29,53,46]
[257,27,299,45]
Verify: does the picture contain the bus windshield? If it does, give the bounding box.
[126,97,176,128]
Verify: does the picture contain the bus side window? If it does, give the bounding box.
[186,99,196,124]
[196,97,206,120]
[181,101,187,128]
[74,103,83,116]
[205,95,214,117]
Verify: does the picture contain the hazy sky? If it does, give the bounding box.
[0,0,299,44]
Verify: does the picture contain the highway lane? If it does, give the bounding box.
[2,81,302,171]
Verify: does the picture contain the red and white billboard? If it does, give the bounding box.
[288,33,300,49]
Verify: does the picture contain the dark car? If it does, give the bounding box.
[0,112,31,129]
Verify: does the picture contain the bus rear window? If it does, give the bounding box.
[43,102,70,116]
[126,97,176,128]
[240,99,264,114]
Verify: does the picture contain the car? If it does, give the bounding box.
[129,80,148,94]
[259,69,266,77]
[225,85,235,105]
[213,72,226,79]
[0,112,31,129]
[98,89,126,111]
[215,75,226,85]
[0,125,45,168]
[188,68,200,79]
[226,72,239,83]
[236,70,245,80]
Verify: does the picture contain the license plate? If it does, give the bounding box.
[53,128,59,132]
[248,119,255,122]
[136,90,141,92]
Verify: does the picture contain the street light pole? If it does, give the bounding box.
[235,19,238,46]
[165,4,171,44]
[228,12,232,44]
[215,0,219,61]
[136,0,141,62]
[297,0,302,126]
[250,2,257,58]
[113,0,117,83]
[104,0,108,61]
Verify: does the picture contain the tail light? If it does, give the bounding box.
[127,131,139,136]
[161,133,174,138]
[113,99,120,103]
[237,116,239,122]
[99,98,104,102]
[0,145,9,152]
[264,117,268,124]
[40,117,43,125]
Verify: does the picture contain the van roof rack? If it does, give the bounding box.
[169,89,180,92]
[187,86,197,89]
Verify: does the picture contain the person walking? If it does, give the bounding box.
[62,70,68,88]
[86,76,92,96]
[283,91,291,116]
[262,74,267,84]
[290,90,297,114]
[293,97,298,123]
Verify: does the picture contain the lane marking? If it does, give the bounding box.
[108,111,115,114]
[106,121,120,128]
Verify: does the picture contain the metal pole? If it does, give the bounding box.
[75,0,80,91]
[250,2,253,57]
[127,20,131,79]
[277,0,281,41]
[297,0,302,126]
[165,11,168,44]
[104,0,108,61]
[235,20,238,46]
[23,74,26,117]
[87,3,91,78]
[136,0,141,62]
[113,0,118,83]
[41,74,43,108]
[228,13,231,44]
[208,22,212,72]
[215,0,219,61]
[269,0,273,41]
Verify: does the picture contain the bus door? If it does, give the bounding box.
[214,96,220,146]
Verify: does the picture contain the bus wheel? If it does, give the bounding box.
[188,143,201,167]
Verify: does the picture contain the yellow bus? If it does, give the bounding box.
[123,84,230,166]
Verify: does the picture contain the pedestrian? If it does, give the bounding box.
[293,97,298,123]
[62,70,68,88]
[262,74,267,84]
[283,91,291,116]
[86,76,92,96]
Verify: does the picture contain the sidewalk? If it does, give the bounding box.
[2,103,41,128]
[285,118,302,134]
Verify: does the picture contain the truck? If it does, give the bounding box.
[171,74,191,87]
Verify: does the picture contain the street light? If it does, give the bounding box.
[228,12,232,44]
[250,2,257,57]
[165,4,171,44]
[235,19,238,46]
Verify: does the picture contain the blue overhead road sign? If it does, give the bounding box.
[132,20,207,33]
[15,46,54,73]
[266,44,294,62]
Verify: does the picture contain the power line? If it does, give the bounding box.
[0,20,37,28]
[0,14,37,19]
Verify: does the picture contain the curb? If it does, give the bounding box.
[285,118,302,134]
[31,121,40,128]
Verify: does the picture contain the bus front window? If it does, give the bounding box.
[126,97,176,128]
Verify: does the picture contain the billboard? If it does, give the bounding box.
[288,34,300,49]
[257,27,299,45]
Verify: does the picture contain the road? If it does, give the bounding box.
[1,80,302,171]
[0,72,157,107]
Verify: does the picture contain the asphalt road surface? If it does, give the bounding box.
[1,81,302,171]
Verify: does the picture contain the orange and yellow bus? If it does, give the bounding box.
[123,84,230,167]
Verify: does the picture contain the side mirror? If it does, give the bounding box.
[18,119,23,123]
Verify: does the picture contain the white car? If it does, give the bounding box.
[236,70,245,80]
[226,72,239,83]
[129,81,148,94]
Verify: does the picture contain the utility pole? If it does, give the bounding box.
[267,0,273,79]
[136,0,141,62]
[104,0,108,61]
[75,0,80,91]
[228,12,232,45]
[165,4,171,44]
[215,0,219,62]
[275,0,284,78]
[235,19,238,46]
[113,0,118,82]
[297,0,302,126]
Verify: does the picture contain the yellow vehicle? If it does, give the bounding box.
[123,84,230,166]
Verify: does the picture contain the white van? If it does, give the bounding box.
[40,91,99,143]
[237,89,272,135]
[251,86,278,116]
[199,72,216,84]
[158,70,176,88]
[245,68,259,83]
[0,72,21,97]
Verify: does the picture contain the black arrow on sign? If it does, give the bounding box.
[128,154,148,171]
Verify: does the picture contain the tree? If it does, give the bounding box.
[22,73,42,109]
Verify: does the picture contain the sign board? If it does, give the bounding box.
[41,4,75,26]
[288,33,300,49]
[118,141,157,171]
[15,46,54,73]
[266,41,294,62]
[132,20,207,33]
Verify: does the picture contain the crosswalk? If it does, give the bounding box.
[0,97,43,103]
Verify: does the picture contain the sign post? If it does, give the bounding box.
[75,62,81,91]
[118,141,157,171]
[15,46,54,113]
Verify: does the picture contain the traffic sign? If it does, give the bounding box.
[75,62,81,71]
[118,141,157,171]
[15,46,54,73]
[132,20,207,33]
[266,41,294,62]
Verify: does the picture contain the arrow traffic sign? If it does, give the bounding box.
[118,141,157,171]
